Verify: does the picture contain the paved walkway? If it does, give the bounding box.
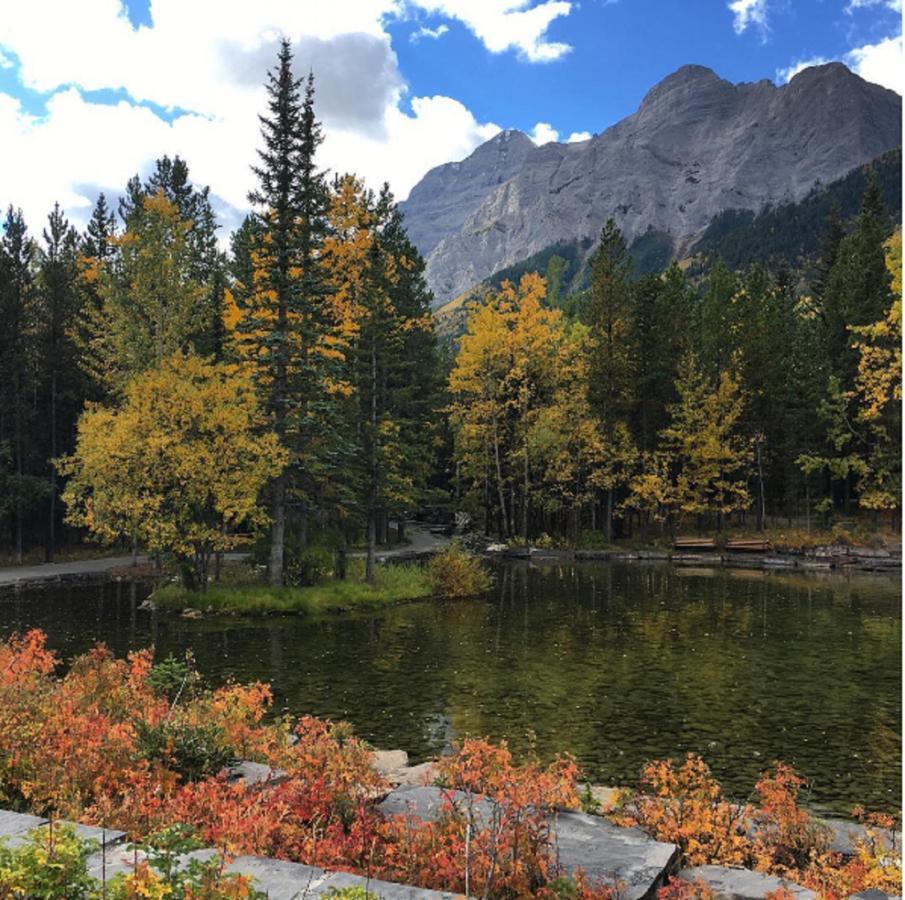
[0,527,451,588]
[0,554,148,587]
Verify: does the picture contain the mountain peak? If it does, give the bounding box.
[639,64,727,107]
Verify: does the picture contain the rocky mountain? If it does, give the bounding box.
[400,63,902,304]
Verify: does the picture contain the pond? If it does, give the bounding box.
[0,561,900,816]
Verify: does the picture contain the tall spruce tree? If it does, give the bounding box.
[38,204,80,560]
[0,208,40,562]
[241,40,334,585]
[586,218,637,541]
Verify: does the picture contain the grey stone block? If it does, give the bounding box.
[379,787,677,900]
[223,855,330,899]
[848,890,901,900]
[85,844,148,882]
[819,817,900,858]
[679,865,817,899]
[317,870,463,898]
[228,759,288,787]
[0,810,47,839]
[553,809,677,900]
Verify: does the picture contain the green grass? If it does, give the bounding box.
[152,560,433,616]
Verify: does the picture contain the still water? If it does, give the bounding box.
[1,562,900,815]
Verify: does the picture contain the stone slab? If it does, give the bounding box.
[317,870,463,898]
[553,809,677,900]
[679,865,817,899]
[228,759,288,787]
[378,785,496,826]
[222,854,329,899]
[379,787,676,900]
[818,818,900,858]
[848,890,902,900]
[85,844,148,882]
[0,810,47,839]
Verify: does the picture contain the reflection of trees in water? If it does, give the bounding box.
[0,564,899,813]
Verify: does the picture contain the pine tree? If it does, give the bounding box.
[586,218,636,541]
[239,41,334,585]
[0,208,40,562]
[38,204,80,561]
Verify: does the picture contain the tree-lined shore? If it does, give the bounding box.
[0,40,900,594]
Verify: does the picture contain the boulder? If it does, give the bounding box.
[393,761,440,787]
[679,865,817,899]
[818,817,900,858]
[373,750,410,776]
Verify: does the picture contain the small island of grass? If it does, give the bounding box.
[151,546,490,616]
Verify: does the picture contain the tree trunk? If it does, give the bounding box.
[46,371,57,563]
[397,519,406,544]
[522,430,529,543]
[491,411,508,539]
[366,342,378,585]
[269,474,286,587]
[604,489,614,544]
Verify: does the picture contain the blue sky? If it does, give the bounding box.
[0,0,900,236]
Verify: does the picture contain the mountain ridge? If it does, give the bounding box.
[400,62,902,304]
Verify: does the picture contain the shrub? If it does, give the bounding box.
[620,754,750,868]
[134,719,234,783]
[285,545,335,587]
[146,654,200,702]
[426,545,490,598]
[0,823,98,899]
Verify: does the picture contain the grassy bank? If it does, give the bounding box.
[152,560,433,615]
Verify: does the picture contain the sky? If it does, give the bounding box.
[0,0,901,239]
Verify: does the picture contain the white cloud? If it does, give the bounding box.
[845,0,902,13]
[414,0,573,62]
[775,56,830,83]
[728,0,768,36]
[529,121,559,144]
[410,23,449,41]
[566,130,591,142]
[846,33,903,93]
[0,0,526,235]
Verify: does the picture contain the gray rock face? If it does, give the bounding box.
[679,865,817,899]
[378,786,677,898]
[401,129,534,258]
[400,63,901,304]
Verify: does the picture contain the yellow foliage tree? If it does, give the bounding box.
[848,229,902,512]
[58,354,287,590]
[75,190,204,395]
[448,273,567,540]
[654,352,752,527]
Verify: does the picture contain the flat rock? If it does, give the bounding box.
[586,784,623,812]
[379,787,676,899]
[85,844,148,882]
[819,817,900,857]
[373,750,410,775]
[0,810,47,839]
[848,890,902,899]
[378,785,496,825]
[222,855,329,900]
[393,762,439,787]
[553,809,677,899]
[679,865,817,899]
[228,759,288,787]
[317,870,464,898]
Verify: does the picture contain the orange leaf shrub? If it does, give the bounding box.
[621,753,750,867]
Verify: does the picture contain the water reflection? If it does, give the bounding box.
[0,562,900,814]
